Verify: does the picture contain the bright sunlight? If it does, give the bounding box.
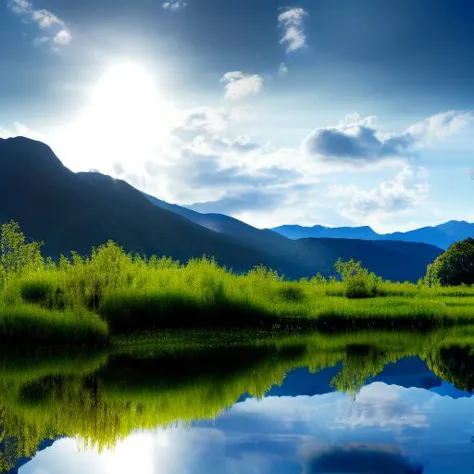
[56,62,178,172]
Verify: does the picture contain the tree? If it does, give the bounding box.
[334,258,379,298]
[426,237,474,286]
[0,221,44,277]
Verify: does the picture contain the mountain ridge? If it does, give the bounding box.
[271,221,474,249]
[0,136,443,281]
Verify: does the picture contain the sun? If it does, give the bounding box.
[89,62,173,143]
[60,62,178,172]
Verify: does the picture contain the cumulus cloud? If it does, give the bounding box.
[334,383,428,431]
[53,29,72,45]
[8,0,72,48]
[278,7,308,53]
[406,110,474,141]
[329,167,429,219]
[163,0,187,11]
[221,71,264,102]
[303,111,474,165]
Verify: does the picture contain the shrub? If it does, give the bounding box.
[335,259,379,298]
[427,238,474,286]
[0,221,44,278]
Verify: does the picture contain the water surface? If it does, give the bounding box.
[2,330,474,473]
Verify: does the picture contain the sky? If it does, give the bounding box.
[1,0,474,232]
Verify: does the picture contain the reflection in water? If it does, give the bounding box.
[1,328,474,473]
[303,445,424,473]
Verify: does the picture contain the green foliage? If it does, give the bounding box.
[2,221,474,346]
[0,221,44,278]
[0,304,108,346]
[427,238,474,286]
[335,258,380,298]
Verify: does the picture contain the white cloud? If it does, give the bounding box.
[328,166,430,220]
[163,0,187,11]
[406,110,474,142]
[8,0,72,48]
[8,0,30,14]
[5,107,473,230]
[31,9,63,28]
[303,111,474,166]
[220,71,264,102]
[53,29,72,45]
[278,7,308,53]
[333,383,428,430]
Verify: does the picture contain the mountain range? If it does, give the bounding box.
[0,136,446,281]
[272,221,474,250]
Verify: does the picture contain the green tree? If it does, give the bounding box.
[335,258,380,298]
[426,238,474,286]
[0,221,44,278]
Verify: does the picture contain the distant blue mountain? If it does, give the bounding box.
[145,194,443,282]
[265,357,444,398]
[240,357,472,400]
[272,221,474,250]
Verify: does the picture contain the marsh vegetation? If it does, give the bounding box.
[1,221,474,345]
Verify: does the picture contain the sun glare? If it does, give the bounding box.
[59,62,178,173]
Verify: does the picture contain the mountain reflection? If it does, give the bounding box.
[2,328,474,473]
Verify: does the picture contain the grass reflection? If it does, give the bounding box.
[1,328,474,472]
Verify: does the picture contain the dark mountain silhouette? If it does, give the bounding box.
[272,221,474,250]
[146,194,442,282]
[272,224,379,241]
[295,238,442,282]
[0,137,298,275]
[0,137,442,281]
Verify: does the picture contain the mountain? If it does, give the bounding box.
[272,221,474,249]
[271,224,379,241]
[387,220,474,249]
[0,136,299,275]
[0,137,442,281]
[265,357,443,398]
[146,195,442,282]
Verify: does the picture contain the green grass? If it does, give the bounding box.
[0,303,108,346]
[1,239,474,345]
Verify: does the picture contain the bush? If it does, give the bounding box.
[335,259,380,298]
[0,221,44,278]
[427,238,474,287]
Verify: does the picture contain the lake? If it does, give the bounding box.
[2,329,474,473]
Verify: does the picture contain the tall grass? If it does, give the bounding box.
[0,303,108,346]
[1,237,474,343]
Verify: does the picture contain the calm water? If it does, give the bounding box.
[2,331,474,474]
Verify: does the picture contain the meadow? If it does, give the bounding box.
[1,223,474,346]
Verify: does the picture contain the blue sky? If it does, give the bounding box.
[1,0,474,231]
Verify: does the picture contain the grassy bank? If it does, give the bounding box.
[1,232,474,345]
